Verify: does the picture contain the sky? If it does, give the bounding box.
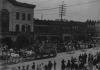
[17,0,100,21]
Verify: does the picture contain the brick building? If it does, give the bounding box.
[34,19,96,41]
[0,0,35,40]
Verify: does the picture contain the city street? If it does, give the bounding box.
[0,0,100,70]
[0,44,100,70]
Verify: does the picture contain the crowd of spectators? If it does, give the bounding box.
[0,39,97,65]
[15,48,100,70]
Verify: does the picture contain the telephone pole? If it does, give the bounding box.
[59,1,66,41]
[59,1,66,21]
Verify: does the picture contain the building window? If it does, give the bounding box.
[27,25,31,32]
[22,13,25,20]
[1,9,9,32]
[22,25,25,32]
[15,25,20,32]
[28,14,31,20]
[72,26,75,30]
[16,12,20,20]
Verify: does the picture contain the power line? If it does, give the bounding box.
[35,0,100,11]
[67,0,100,7]
[35,12,58,15]
[35,7,58,11]
[34,0,100,19]
[34,12,58,19]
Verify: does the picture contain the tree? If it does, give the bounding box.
[15,33,33,50]
[1,37,13,49]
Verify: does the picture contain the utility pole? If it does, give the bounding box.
[59,1,66,21]
[59,1,66,41]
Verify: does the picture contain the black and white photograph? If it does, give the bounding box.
[0,0,100,70]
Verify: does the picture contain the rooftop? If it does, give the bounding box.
[8,0,36,8]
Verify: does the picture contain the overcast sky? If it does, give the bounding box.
[17,0,100,21]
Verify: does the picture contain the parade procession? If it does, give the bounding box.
[0,0,100,70]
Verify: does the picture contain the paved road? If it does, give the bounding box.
[0,46,100,70]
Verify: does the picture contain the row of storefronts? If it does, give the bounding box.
[34,19,96,41]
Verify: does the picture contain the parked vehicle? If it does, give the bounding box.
[36,42,57,58]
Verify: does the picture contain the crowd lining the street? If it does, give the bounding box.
[0,39,96,65]
[15,50,100,70]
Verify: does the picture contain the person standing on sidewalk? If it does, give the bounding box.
[44,64,48,70]
[48,61,53,70]
[17,66,21,70]
[54,61,56,70]
[61,59,66,70]
[22,66,25,70]
[26,64,29,70]
[32,62,35,70]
